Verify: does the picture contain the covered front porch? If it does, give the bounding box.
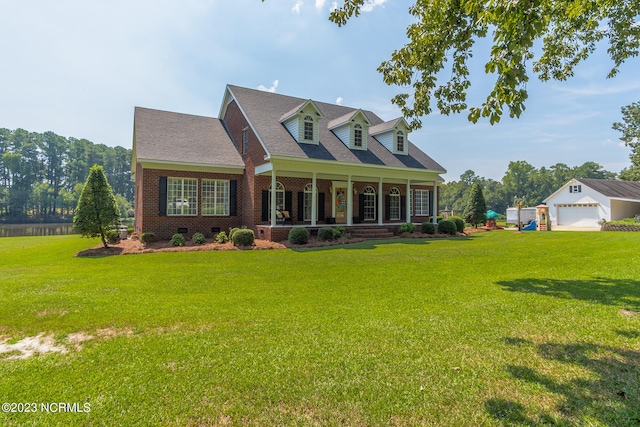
[256,155,441,235]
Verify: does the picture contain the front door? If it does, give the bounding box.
[335,187,347,224]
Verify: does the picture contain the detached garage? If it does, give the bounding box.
[556,203,599,227]
[545,179,640,230]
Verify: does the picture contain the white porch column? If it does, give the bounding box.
[311,172,317,226]
[406,179,411,223]
[347,175,353,226]
[378,177,383,225]
[270,169,277,227]
[432,182,438,224]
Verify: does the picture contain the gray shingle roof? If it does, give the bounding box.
[578,178,640,200]
[227,85,446,173]
[134,107,244,168]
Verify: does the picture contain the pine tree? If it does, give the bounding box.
[73,165,120,248]
[464,182,487,228]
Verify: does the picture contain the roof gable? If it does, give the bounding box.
[546,178,640,202]
[224,85,446,173]
[133,107,244,169]
[577,178,640,199]
[279,99,324,122]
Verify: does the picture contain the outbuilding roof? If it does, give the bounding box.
[577,178,640,200]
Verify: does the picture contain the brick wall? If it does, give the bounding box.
[137,168,244,240]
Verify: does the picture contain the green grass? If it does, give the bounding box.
[1,232,639,426]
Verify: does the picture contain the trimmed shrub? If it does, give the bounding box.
[192,232,206,245]
[127,227,134,235]
[170,233,185,246]
[333,226,345,239]
[215,231,229,244]
[288,227,309,244]
[105,229,121,244]
[232,229,255,247]
[140,232,156,244]
[229,227,241,241]
[398,222,416,234]
[422,222,436,234]
[449,216,465,233]
[437,219,457,235]
[318,227,335,241]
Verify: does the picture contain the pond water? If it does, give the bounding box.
[0,223,78,237]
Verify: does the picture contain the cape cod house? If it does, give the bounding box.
[132,85,446,241]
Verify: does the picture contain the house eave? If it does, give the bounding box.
[138,159,245,174]
[257,154,444,184]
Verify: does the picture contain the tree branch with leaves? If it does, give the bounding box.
[311,0,640,128]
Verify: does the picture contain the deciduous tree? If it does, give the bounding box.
[320,0,640,128]
[613,100,640,181]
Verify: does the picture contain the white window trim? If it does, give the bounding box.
[202,179,230,216]
[269,181,285,220]
[363,185,376,221]
[167,177,198,216]
[242,128,249,154]
[415,189,430,216]
[390,187,401,220]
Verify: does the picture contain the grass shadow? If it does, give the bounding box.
[496,277,640,310]
[289,235,477,252]
[487,339,640,425]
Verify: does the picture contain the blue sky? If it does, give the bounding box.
[1,0,638,182]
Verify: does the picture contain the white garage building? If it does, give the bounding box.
[545,178,640,229]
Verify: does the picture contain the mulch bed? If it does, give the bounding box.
[76,229,486,257]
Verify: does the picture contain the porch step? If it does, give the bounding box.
[349,227,395,239]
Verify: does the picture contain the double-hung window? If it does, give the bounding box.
[354,124,363,147]
[390,187,401,220]
[396,131,405,152]
[303,116,314,141]
[167,178,197,216]
[202,179,229,216]
[415,189,430,216]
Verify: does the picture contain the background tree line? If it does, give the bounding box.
[0,128,133,223]
[440,161,618,216]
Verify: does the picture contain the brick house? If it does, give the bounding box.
[132,85,446,241]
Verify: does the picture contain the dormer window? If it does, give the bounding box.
[370,117,409,155]
[354,124,363,147]
[327,109,370,150]
[279,100,323,145]
[303,116,314,141]
[396,131,405,152]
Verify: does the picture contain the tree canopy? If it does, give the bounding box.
[439,160,617,214]
[328,0,640,128]
[464,182,487,227]
[613,100,640,181]
[0,127,133,221]
[74,165,120,248]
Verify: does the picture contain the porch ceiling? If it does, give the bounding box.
[255,156,441,185]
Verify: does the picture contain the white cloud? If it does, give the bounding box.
[315,0,326,9]
[258,80,279,93]
[361,0,387,12]
[292,0,303,14]
[336,96,343,105]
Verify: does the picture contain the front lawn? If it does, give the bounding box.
[0,232,639,426]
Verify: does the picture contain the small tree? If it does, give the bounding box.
[73,165,120,248]
[464,182,487,228]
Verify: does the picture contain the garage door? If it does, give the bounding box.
[557,204,599,227]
